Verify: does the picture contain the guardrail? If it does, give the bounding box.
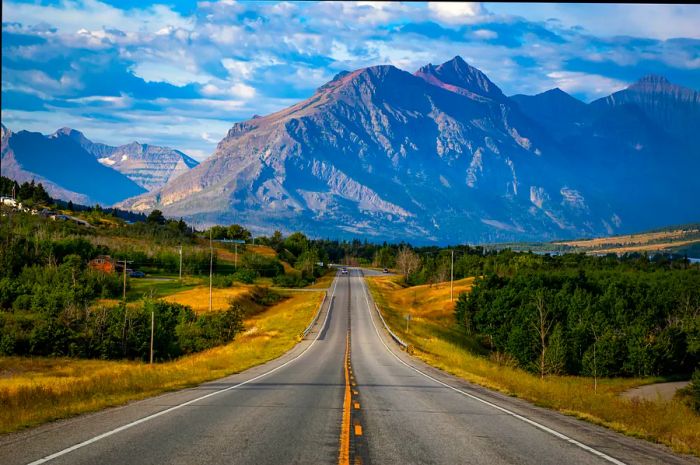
[374,302,408,349]
[302,291,329,338]
[362,277,408,350]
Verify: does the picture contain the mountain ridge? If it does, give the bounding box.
[1,126,199,205]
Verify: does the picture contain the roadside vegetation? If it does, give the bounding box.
[0,175,331,431]
[0,290,322,433]
[3,173,699,450]
[366,252,700,455]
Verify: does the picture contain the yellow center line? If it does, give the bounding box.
[354,424,363,436]
[354,402,360,409]
[339,332,351,465]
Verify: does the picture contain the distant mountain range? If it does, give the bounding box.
[3,56,698,243]
[116,56,699,243]
[1,125,198,205]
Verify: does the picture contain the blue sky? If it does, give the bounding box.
[2,1,699,160]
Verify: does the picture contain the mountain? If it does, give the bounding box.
[590,75,700,141]
[510,88,588,140]
[2,124,146,205]
[121,56,652,243]
[414,55,506,102]
[50,128,199,191]
[513,76,700,231]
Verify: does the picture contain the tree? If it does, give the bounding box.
[270,230,284,250]
[227,224,251,241]
[32,182,51,204]
[532,291,554,378]
[373,245,395,268]
[147,209,166,225]
[67,200,74,211]
[544,323,567,375]
[283,232,309,258]
[295,248,319,279]
[396,246,421,281]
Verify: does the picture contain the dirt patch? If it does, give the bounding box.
[621,381,690,402]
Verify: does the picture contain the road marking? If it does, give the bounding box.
[339,332,351,465]
[26,276,341,465]
[354,424,363,436]
[354,402,360,409]
[359,275,627,465]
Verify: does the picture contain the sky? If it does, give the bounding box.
[2,1,699,161]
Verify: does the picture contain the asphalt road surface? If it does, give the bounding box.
[1,269,696,465]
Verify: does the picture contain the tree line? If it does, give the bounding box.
[454,256,699,379]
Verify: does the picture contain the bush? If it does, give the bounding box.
[690,369,700,413]
[212,274,234,288]
[272,273,308,288]
[241,253,284,277]
[232,269,258,284]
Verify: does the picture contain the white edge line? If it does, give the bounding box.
[359,274,627,465]
[27,275,340,465]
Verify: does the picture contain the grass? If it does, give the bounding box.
[0,291,323,434]
[128,276,202,301]
[554,227,700,254]
[162,284,256,313]
[366,275,700,456]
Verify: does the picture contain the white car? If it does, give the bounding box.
[341,268,348,274]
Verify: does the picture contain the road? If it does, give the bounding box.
[0,269,696,465]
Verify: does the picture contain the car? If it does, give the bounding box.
[383,268,389,273]
[341,267,348,274]
[129,270,145,278]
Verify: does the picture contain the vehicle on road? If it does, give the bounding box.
[383,268,389,273]
[341,267,348,274]
[129,270,145,278]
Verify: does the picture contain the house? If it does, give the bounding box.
[89,255,116,273]
[0,196,17,207]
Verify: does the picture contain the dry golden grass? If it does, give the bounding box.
[246,245,295,273]
[367,275,700,456]
[587,239,700,254]
[162,285,254,313]
[555,228,700,249]
[247,245,277,258]
[0,291,323,434]
[379,277,474,322]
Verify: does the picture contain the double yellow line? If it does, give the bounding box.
[339,332,351,465]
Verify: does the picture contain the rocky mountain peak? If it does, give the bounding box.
[634,74,671,86]
[51,127,87,141]
[415,56,505,101]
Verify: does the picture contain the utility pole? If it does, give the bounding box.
[178,245,183,281]
[122,258,127,301]
[450,249,454,302]
[234,243,238,269]
[209,228,213,313]
[149,310,154,364]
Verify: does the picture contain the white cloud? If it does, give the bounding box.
[221,58,256,79]
[428,2,485,25]
[473,29,497,40]
[132,61,210,85]
[546,71,627,100]
[3,0,192,34]
[487,4,700,40]
[201,82,256,99]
